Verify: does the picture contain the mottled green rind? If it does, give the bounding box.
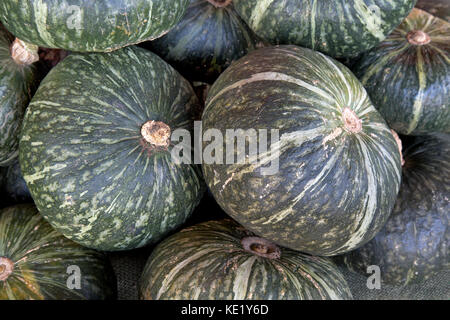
[0,204,116,300]
[202,45,402,256]
[417,0,450,22]
[341,134,450,285]
[1,159,32,203]
[148,0,261,83]
[139,219,353,300]
[0,0,189,52]
[353,9,450,135]
[19,46,205,251]
[233,0,416,58]
[0,27,39,166]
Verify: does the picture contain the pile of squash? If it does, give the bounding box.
[0,0,448,300]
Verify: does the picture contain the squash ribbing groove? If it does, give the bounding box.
[141,121,171,148]
[0,257,14,281]
[241,237,281,259]
[406,30,431,46]
[10,38,39,66]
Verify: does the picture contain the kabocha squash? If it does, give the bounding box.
[0,0,190,52]
[139,219,353,300]
[147,0,261,83]
[19,46,205,251]
[202,45,402,256]
[1,160,32,204]
[341,134,449,285]
[0,27,39,166]
[353,9,450,136]
[233,0,416,58]
[417,0,450,22]
[0,204,116,300]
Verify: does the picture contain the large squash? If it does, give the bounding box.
[139,219,353,300]
[147,0,261,83]
[0,27,39,166]
[233,0,415,58]
[353,9,449,135]
[0,204,116,300]
[202,45,402,256]
[0,0,189,52]
[341,134,449,285]
[19,46,205,251]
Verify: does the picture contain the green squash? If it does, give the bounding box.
[233,0,416,58]
[417,0,450,22]
[341,134,449,285]
[0,204,116,299]
[202,45,402,256]
[0,27,40,166]
[353,9,449,135]
[139,219,353,300]
[147,0,261,83]
[0,0,189,52]
[1,159,32,204]
[19,45,205,251]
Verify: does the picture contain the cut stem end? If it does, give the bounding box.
[391,130,405,167]
[406,30,431,46]
[11,38,39,66]
[241,237,281,259]
[141,120,171,148]
[0,257,14,281]
[342,108,362,133]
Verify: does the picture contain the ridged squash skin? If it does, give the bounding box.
[341,134,449,285]
[353,9,450,135]
[19,46,205,251]
[0,0,189,52]
[0,204,116,300]
[233,0,416,58]
[0,27,39,166]
[139,219,353,300]
[202,45,402,256]
[148,0,261,83]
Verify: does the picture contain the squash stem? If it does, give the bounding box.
[241,237,281,259]
[391,130,405,166]
[11,38,39,66]
[0,257,14,281]
[141,121,171,148]
[342,108,362,133]
[206,0,232,8]
[406,30,431,46]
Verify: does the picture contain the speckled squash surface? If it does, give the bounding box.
[139,219,353,300]
[148,0,261,83]
[19,46,205,251]
[341,134,449,285]
[0,0,189,52]
[0,27,39,166]
[353,9,450,135]
[201,45,402,256]
[233,0,416,58]
[0,204,116,300]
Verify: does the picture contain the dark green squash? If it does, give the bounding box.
[139,219,353,300]
[147,0,261,83]
[353,8,449,135]
[341,134,449,285]
[201,45,402,256]
[233,0,416,58]
[417,0,450,22]
[1,159,32,204]
[0,204,116,299]
[19,45,205,251]
[0,27,40,166]
[0,0,190,52]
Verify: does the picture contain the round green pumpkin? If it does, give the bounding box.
[147,0,261,83]
[0,0,189,52]
[233,0,415,58]
[0,27,40,166]
[0,204,116,300]
[19,45,205,251]
[353,9,450,136]
[341,134,449,285]
[139,219,353,300]
[202,45,402,256]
